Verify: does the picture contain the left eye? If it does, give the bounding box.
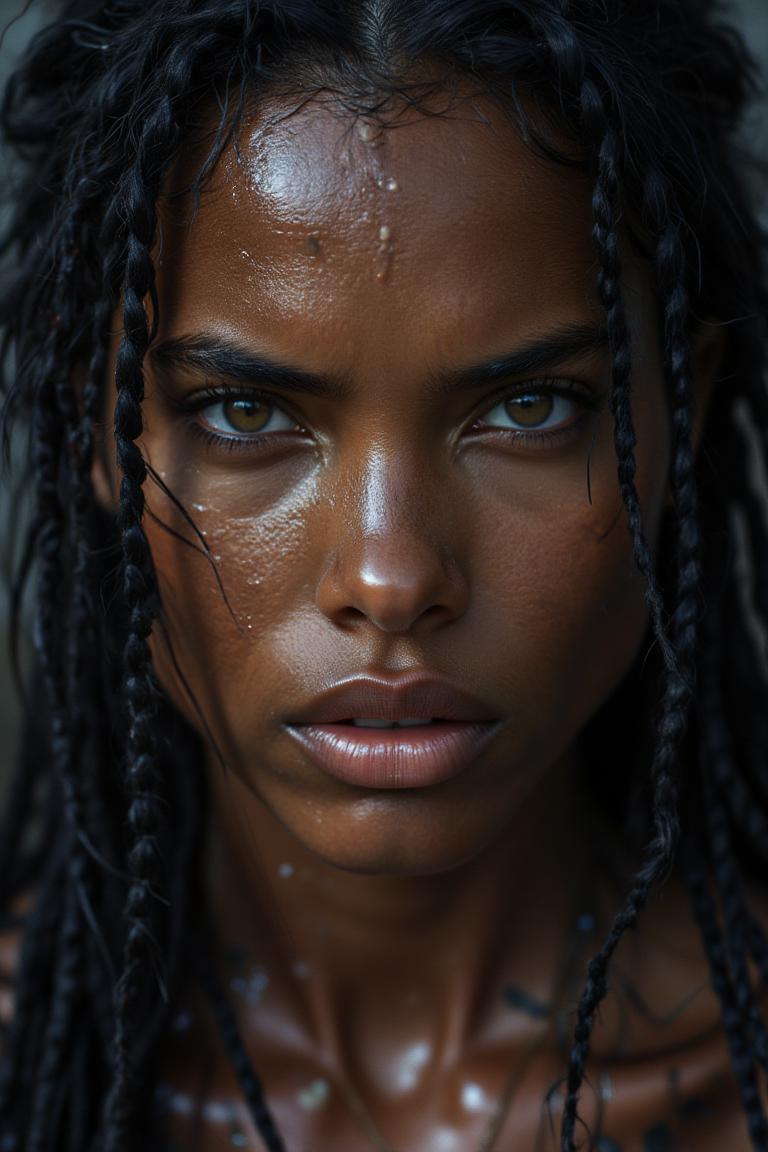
[198,397,297,437]
[480,391,576,432]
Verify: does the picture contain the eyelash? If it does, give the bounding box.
[181,379,604,454]
[183,386,306,455]
[471,377,604,445]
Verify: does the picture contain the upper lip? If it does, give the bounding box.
[285,673,499,725]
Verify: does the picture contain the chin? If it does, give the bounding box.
[268,791,516,878]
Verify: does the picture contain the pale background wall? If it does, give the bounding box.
[0,0,766,780]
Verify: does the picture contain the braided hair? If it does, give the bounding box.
[0,1,765,1149]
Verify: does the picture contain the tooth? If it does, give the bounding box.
[352,719,396,729]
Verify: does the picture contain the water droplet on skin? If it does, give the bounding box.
[379,225,392,242]
[395,1042,431,1091]
[205,1100,238,1124]
[213,554,222,563]
[247,575,261,586]
[357,121,378,144]
[461,1083,491,1113]
[161,1087,194,1118]
[298,1079,330,1111]
[229,967,269,1006]
[192,502,205,513]
[599,1072,615,1101]
[278,862,294,879]
[385,177,399,192]
[201,529,207,537]
[433,1130,462,1152]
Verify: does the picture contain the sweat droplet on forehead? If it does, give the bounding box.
[356,119,381,145]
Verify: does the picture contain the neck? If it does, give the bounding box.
[203,750,595,1093]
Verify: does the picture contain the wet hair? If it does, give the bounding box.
[0,0,766,1148]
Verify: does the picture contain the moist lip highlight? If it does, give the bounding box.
[284,720,501,789]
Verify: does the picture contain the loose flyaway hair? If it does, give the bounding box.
[0,0,766,1148]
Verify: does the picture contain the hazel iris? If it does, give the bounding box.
[506,394,554,427]
[223,398,272,433]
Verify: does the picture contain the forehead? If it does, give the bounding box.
[157,92,603,362]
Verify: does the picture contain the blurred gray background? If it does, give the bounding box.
[0,0,766,782]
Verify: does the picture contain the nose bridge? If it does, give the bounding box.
[316,443,467,633]
[359,445,421,539]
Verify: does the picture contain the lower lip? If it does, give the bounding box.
[284,722,500,790]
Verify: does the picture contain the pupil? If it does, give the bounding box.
[224,398,270,433]
[505,394,553,428]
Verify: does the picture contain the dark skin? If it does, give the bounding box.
[73,87,763,1148]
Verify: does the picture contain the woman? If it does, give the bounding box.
[0,0,766,1148]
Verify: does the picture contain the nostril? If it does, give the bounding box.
[315,531,469,633]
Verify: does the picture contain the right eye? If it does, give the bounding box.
[197,395,299,438]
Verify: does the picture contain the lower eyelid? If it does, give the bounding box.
[185,420,308,457]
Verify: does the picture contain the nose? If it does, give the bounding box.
[315,451,469,635]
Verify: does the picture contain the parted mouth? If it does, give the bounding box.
[335,718,446,728]
[284,672,499,727]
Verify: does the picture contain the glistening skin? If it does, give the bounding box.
[91,90,725,1149]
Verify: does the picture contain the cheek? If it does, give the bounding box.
[144,486,316,746]
[506,513,649,732]
[465,397,668,737]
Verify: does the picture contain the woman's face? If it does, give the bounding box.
[101,91,672,875]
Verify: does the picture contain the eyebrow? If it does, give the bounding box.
[149,322,609,399]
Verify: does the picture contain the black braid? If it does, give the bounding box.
[102,36,283,1149]
[693,592,768,1142]
[685,843,768,1151]
[25,208,113,1150]
[0,224,91,1142]
[26,884,85,1152]
[102,111,182,1152]
[560,99,702,1147]
[197,946,286,1152]
[714,531,768,862]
